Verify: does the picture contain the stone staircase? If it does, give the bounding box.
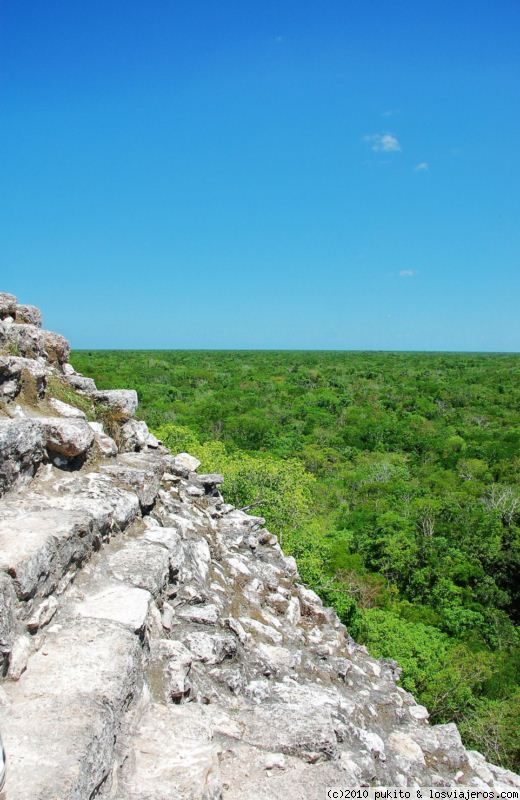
[0,291,518,800]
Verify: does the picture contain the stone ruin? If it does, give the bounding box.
[0,290,518,799]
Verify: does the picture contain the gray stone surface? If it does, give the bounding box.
[89,421,118,456]
[0,355,48,400]
[120,418,159,451]
[115,704,222,800]
[105,537,171,596]
[15,304,42,327]
[100,451,165,508]
[72,582,152,633]
[48,397,87,418]
[93,388,138,419]
[67,373,97,393]
[7,634,32,680]
[0,508,98,600]
[0,292,17,318]
[0,322,46,359]
[171,451,201,475]
[38,416,95,458]
[42,330,71,364]
[0,417,45,496]
[0,466,141,604]
[0,573,17,672]
[0,619,143,800]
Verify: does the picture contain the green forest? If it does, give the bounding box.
[72,349,520,769]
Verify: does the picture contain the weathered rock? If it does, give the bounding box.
[115,704,222,800]
[0,356,48,400]
[186,482,204,497]
[120,418,159,451]
[388,731,426,765]
[0,508,98,600]
[7,635,32,680]
[142,526,185,574]
[0,574,17,672]
[410,723,468,771]
[15,304,42,327]
[0,619,143,799]
[61,362,75,376]
[0,417,45,496]
[26,595,58,633]
[180,538,212,585]
[225,616,249,645]
[286,596,301,625]
[240,616,283,645]
[0,292,16,318]
[100,452,164,508]
[0,323,45,359]
[171,451,201,476]
[93,389,138,420]
[42,330,70,364]
[177,604,220,625]
[106,537,170,596]
[161,601,175,630]
[184,631,237,665]
[67,373,97,393]
[238,704,338,760]
[89,421,118,456]
[72,582,152,634]
[37,468,140,530]
[0,466,140,604]
[38,416,95,458]
[163,641,193,701]
[197,472,224,487]
[264,752,287,770]
[48,397,86,418]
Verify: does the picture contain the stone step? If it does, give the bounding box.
[113,702,222,800]
[0,617,144,799]
[0,513,184,799]
[0,414,99,498]
[99,451,166,509]
[0,453,168,669]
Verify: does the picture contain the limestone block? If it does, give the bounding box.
[15,304,42,327]
[39,417,95,458]
[106,538,170,596]
[170,452,201,476]
[67,374,97,393]
[93,389,138,420]
[72,582,152,634]
[0,417,45,496]
[48,397,86,418]
[0,292,17,318]
[42,330,70,364]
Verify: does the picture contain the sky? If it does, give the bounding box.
[1,0,519,350]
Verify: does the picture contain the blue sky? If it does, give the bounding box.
[1,0,519,350]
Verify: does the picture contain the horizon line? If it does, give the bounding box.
[71,347,520,355]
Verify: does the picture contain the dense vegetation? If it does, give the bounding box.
[72,349,520,769]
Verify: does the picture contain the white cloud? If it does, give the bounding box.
[382,109,400,118]
[399,269,417,278]
[364,133,401,152]
[415,162,429,171]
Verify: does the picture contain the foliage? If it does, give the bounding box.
[156,423,315,539]
[72,348,520,769]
